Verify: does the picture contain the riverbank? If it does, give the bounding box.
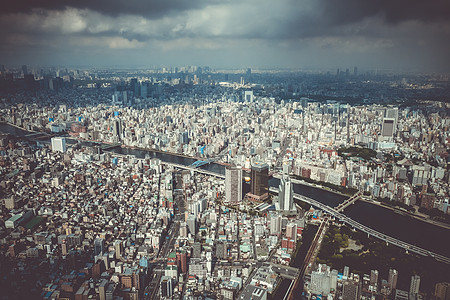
[282,173,450,232]
[359,197,450,231]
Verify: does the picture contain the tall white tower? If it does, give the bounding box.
[225,166,242,205]
[278,175,294,211]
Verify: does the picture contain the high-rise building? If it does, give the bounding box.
[112,119,122,140]
[370,269,379,286]
[22,65,28,75]
[343,280,359,300]
[114,240,122,260]
[140,83,148,98]
[216,242,227,260]
[160,276,173,298]
[286,222,297,242]
[309,264,338,296]
[278,175,294,212]
[385,107,399,123]
[94,238,104,256]
[249,162,269,201]
[410,275,421,296]
[225,166,242,205]
[51,137,66,153]
[434,282,450,300]
[187,214,196,235]
[179,131,189,144]
[388,268,398,291]
[343,266,350,278]
[382,118,396,138]
[243,90,254,102]
[178,250,187,273]
[269,211,281,236]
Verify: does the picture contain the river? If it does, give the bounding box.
[1,123,449,257]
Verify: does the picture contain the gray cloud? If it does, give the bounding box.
[0,0,217,18]
[0,0,449,71]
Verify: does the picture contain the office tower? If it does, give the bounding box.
[122,91,127,103]
[388,268,398,290]
[370,270,379,286]
[434,282,450,300]
[410,275,421,296]
[160,276,173,298]
[180,131,189,144]
[99,279,108,300]
[243,90,254,102]
[385,107,399,123]
[353,66,358,76]
[343,280,359,300]
[178,250,187,273]
[192,243,202,258]
[347,104,350,143]
[286,222,297,241]
[309,264,338,296]
[187,214,196,235]
[112,119,122,140]
[382,118,395,138]
[22,64,28,75]
[130,78,139,96]
[114,240,122,260]
[140,83,148,98]
[225,166,242,205]
[94,238,104,256]
[278,175,294,211]
[249,162,269,201]
[343,266,350,278]
[269,211,281,236]
[282,160,292,175]
[51,137,66,153]
[216,242,227,259]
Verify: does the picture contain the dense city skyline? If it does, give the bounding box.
[1,0,450,72]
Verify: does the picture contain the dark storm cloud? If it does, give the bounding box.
[0,0,449,71]
[0,0,215,18]
[319,0,450,25]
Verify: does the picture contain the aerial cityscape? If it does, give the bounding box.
[1,1,450,300]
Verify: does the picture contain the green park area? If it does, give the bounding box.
[338,146,377,161]
[316,224,450,294]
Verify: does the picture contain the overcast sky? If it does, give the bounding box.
[1,0,449,72]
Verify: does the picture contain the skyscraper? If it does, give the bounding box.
[388,268,398,291]
[382,118,395,138]
[370,269,379,286]
[410,275,421,297]
[434,282,450,300]
[278,175,294,212]
[187,214,196,235]
[94,238,104,256]
[112,119,122,141]
[160,276,174,298]
[51,137,66,153]
[249,162,269,201]
[225,166,242,205]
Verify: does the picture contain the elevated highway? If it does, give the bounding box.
[269,187,450,265]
